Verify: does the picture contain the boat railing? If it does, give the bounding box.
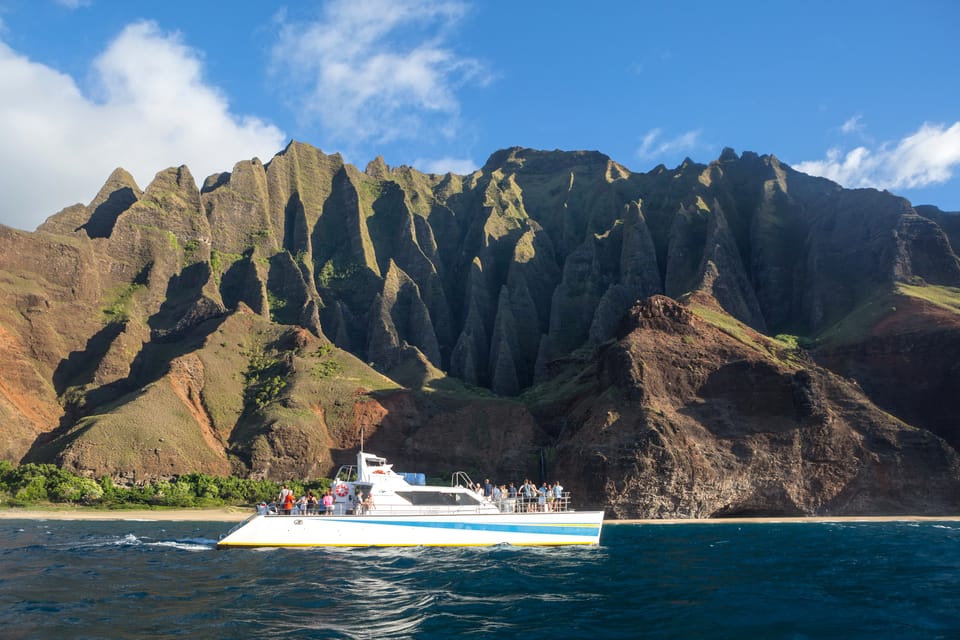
[260,503,495,517]
[256,492,576,517]
[451,470,475,490]
[509,492,572,512]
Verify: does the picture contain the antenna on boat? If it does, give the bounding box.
[360,425,364,453]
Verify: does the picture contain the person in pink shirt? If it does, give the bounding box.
[322,489,334,515]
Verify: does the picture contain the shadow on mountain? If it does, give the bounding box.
[79,186,138,239]
[52,321,126,395]
[148,262,223,341]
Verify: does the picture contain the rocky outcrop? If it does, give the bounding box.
[815,293,960,453]
[543,296,960,517]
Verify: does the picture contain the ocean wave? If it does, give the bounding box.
[64,533,217,552]
[145,538,218,552]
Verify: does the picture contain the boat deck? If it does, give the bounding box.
[261,494,574,517]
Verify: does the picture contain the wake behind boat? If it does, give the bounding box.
[217,451,603,548]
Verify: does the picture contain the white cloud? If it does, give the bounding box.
[416,156,478,175]
[636,128,702,161]
[840,114,864,134]
[271,0,489,146]
[0,21,285,231]
[55,0,92,8]
[794,122,960,191]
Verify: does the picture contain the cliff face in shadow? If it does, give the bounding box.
[538,295,960,517]
[3,141,960,517]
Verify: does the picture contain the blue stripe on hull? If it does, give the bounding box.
[339,518,600,538]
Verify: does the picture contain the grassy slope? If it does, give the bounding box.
[63,379,229,475]
[685,299,807,369]
[814,283,960,348]
[897,283,960,314]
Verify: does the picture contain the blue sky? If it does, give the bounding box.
[0,0,958,230]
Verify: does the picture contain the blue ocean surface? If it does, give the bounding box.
[1,518,958,639]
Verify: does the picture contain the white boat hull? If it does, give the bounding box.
[217,511,604,548]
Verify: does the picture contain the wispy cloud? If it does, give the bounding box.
[636,128,702,162]
[55,0,92,8]
[794,122,960,191]
[0,21,285,230]
[840,114,864,134]
[271,0,489,146]
[416,156,478,175]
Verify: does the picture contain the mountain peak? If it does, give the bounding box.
[718,147,739,162]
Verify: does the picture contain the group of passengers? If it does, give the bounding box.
[354,491,375,515]
[265,477,567,517]
[475,478,568,512]
[269,485,376,516]
[274,485,336,515]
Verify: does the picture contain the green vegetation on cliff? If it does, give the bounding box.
[101,282,146,323]
[0,460,329,508]
[897,283,960,314]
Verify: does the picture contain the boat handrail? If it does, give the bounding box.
[451,470,474,490]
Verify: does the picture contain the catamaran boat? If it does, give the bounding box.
[217,450,604,547]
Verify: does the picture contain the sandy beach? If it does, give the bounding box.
[1,506,958,524]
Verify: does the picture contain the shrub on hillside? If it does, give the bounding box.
[0,460,332,509]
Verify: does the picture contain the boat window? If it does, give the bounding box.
[395,491,481,506]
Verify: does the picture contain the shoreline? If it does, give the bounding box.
[1,506,959,524]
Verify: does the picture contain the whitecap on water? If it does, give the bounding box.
[112,533,142,545]
[53,532,214,552]
[145,539,216,552]
[103,534,217,551]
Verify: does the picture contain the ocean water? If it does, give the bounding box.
[1,519,958,639]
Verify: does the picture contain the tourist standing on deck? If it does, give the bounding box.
[322,489,334,514]
[361,492,374,515]
[278,484,294,515]
[522,479,535,512]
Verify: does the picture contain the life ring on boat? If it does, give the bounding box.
[335,483,349,497]
[372,469,386,474]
